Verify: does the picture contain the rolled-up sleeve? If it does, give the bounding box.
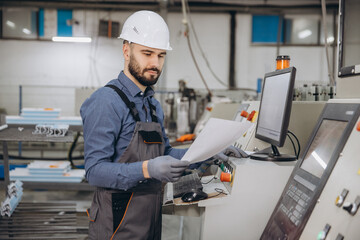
[80,89,145,190]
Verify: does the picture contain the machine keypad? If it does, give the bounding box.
[281,183,312,226]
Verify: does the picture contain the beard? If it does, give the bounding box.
[128,55,162,87]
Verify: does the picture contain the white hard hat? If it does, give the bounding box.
[119,10,172,51]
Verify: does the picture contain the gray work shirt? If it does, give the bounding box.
[80,71,186,190]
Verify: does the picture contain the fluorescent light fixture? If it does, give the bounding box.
[298,29,312,39]
[6,20,15,28]
[327,36,334,43]
[311,151,327,169]
[52,36,92,43]
[22,28,31,35]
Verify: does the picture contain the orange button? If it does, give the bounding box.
[240,110,248,118]
[220,172,232,182]
[357,121,360,131]
[176,133,195,142]
[247,110,256,121]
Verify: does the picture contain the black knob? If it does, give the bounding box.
[342,203,354,214]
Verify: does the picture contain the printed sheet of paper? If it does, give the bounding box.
[181,118,253,163]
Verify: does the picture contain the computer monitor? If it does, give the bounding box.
[250,67,297,161]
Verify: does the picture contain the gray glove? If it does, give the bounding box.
[148,155,190,182]
[214,145,249,162]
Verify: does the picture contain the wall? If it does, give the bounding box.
[0,10,335,116]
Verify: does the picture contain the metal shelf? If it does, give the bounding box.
[0,127,74,143]
[0,181,95,191]
[0,126,92,195]
[7,123,83,132]
[0,201,89,239]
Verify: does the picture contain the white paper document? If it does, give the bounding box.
[181,118,253,163]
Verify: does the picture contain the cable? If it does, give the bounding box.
[207,188,228,199]
[185,29,213,98]
[321,0,335,87]
[287,133,298,158]
[201,176,216,185]
[181,0,213,98]
[184,0,228,88]
[288,130,301,159]
[0,132,85,166]
[199,163,212,180]
[67,131,82,169]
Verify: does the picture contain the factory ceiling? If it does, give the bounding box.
[0,0,339,12]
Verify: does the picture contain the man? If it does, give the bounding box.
[81,10,244,240]
[81,11,189,239]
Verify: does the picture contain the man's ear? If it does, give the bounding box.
[123,42,130,61]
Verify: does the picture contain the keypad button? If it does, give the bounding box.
[298,199,306,207]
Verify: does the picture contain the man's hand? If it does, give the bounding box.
[187,146,248,175]
[213,145,249,162]
[147,156,190,182]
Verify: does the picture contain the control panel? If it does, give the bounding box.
[232,101,260,151]
[300,101,360,239]
[214,159,236,194]
[261,101,360,240]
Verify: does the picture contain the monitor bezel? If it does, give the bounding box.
[254,67,296,148]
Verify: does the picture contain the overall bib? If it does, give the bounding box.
[86,85,165,240]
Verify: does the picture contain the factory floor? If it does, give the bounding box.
[1,147,201,239]
[1,188,201,240]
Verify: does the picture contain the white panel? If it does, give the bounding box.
[200,158,295,240]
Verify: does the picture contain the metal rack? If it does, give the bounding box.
[0,126,93,239]
[0,126,94,195]
[0,201,89,239]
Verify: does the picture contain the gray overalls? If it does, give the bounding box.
[86,85,165,240]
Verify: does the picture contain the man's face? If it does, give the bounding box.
[127,43,166,87]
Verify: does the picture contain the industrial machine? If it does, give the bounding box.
[165,68,326,240]
[295,0,360,237]
[300,100,360,240]
[260,99,360,239]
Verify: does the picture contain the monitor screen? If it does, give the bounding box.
[255,67,296,147]
[300,119,347,178]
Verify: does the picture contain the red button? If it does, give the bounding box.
[357,121,360,132]
[247,110,256,121]
[240,110,248,118]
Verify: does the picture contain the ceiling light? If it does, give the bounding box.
[298,29,312,39]
[22,28,31,35]
[52,36,92,43]
[6,20,15,28]
[327,36,334,43]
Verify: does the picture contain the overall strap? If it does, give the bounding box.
[147,98,158,123]
[105,85,140,122]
